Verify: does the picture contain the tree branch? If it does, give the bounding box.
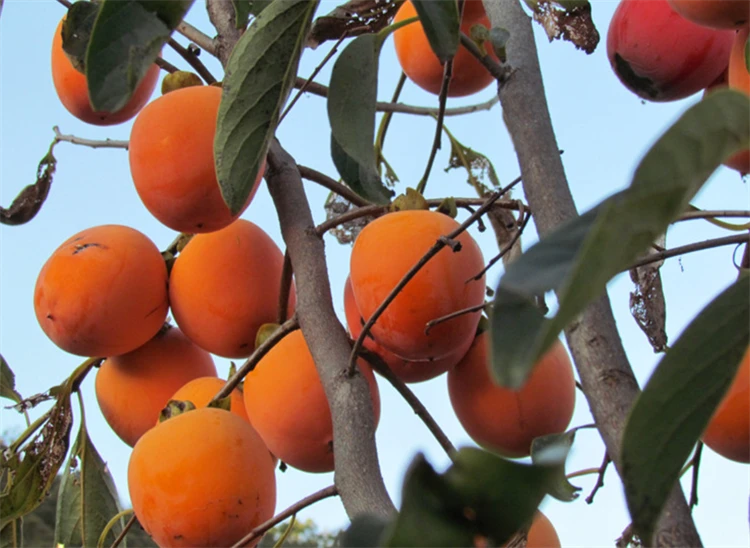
[484,1,702,545]
[265,139,395,519]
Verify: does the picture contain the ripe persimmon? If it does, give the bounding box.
[170,376,248,422]
[703,67,750,174]
[448,332,576,458]
[95,325,217,447]
[344,277,472,383]
[393,0,497,97]
[349,209,485,362]
[668,0,749,29]
[243,330,381,473]
[129,85,264,233]
[51,18,159,125]
[607,0,734,101]
[34,225,169,358]
[526,512,561,548]
[128,407,276,547]
[701,347,749,463]
[728,26,750,95]
[169,219,295,358]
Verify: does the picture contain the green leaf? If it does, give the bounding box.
[232,0,274,29]
[622,274,750,544]
[55,425,124,548]
[331,135,392,205]
[0,398,74,528]
[0,355,22,405]
[61,0,100,73]
[744,32,750,73]
[328,34,391,205]
[86,0,195,112]
[411,0,459,63]
[530,431,581,502]
[340,514,390,547]
[215,0,318,214]
[490,89,750,389]
[0,519,22,548]
[382,448,563,546]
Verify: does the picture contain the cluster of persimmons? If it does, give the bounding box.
[34,0,748,546]
[606,0,750,466]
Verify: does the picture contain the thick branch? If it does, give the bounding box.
[265,139,395,519]
[206,0,243,66]
[484,1,701,545]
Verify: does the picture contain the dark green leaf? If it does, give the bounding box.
[86,0,195,112]
[55,424,123,548]
[411,0,459,63]
[0,398,73,528]
[530,431,581,502]
[491,89,750,389]
[340,514,390,547]
[744,31,750,73]
[622,274,750,544]
[382,448,562,546]
[331,135,392,205]
[232,0,274,29]
[0,355,22,405]
[61,1,100,73]
[215,0,318,214]
[0,519,22,548]
[328,34,391,205]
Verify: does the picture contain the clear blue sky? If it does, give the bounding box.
[1,1,748,546]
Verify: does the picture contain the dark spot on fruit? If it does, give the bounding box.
[47,314,54,320]
[72,242,108,255]
[196,223,204,229]
[239,342,249,348]
[614,53,659,99]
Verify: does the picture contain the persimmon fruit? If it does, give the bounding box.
[343,277,472,383]
[51,18,159,125]
[169,219,296,358]
[701,347,750,463]
[728,25,750,95]
[393,0,497,97]
[95,325,217,447]
[243,329,381,473]
[607,0,734,101]
[128,407,276,547]
[170,376,249,422]
[448,332,576,458]
[668,0,749,29]
[129,85,264,233]
[34,224,169,358]
[526,512,561,548]
[349,209,485,362]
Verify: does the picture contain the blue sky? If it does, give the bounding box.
[1,1,749,546]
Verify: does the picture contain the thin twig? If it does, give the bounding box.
[298,165,372,207]
[689,443,703,509]
[176,20,216,55]
[459,32,511,83]
[417,58,453,195]
[360,348,456,459]
[53,126,129,149]
[109,514,136,548]
[277,251,293,324]
[470,208,530,281]
[628,234,750,270]
[425,302,488,335]
[55,0,72,8]
[163,233,193,256]
[231,485,339,548]
[281,34,349,123]
[375,72,407,155]
[293,77,499,116]
[348,191,504,375]
[315,205,385,237]
[676,209,750,221]
[167,38,217,84]
[585,452,611,504]
[155,57,179,74]
[209,317,299,404]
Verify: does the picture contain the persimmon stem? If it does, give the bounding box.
[167,38,217,84]
[360,348,457,459]
[469,207,531,281]
[231,485,339,548]
[424,302,488,335]
[459,31,511,83]
[348,190,505,376]
[627,233,750,270]
[209,317,299,404]
[689,442,703,509]
[155,57,179,74]
[109,514,136,548]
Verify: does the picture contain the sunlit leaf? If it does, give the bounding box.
[86,0,195,112]
[215,0,318,214]
[231,0,273,29]
[530,431,581,502]
[490,89,750,389]
[622,274,750,544]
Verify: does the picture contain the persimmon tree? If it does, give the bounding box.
[1,1,749,547]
